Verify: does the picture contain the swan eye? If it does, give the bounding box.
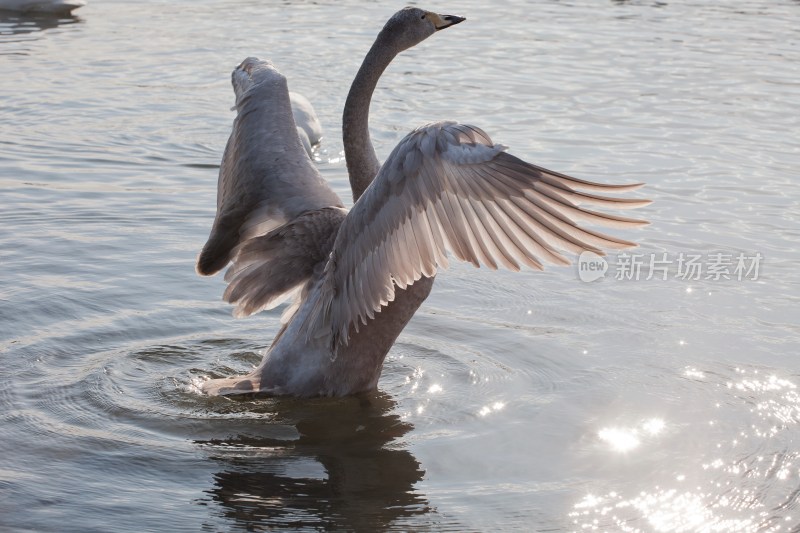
[421,14,425,19]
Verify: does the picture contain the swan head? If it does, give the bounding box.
[379,7,465,52]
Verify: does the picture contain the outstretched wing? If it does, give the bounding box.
[196,57,343,277]
[309,121,650,347]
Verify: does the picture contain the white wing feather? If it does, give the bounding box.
[307,121,650,347]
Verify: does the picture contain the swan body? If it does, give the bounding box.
[0,0,85,14]
[197,9,650,397]
[295,126,312,158]
[290,91,323,156]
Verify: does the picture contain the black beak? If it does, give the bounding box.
[435,14,466,31]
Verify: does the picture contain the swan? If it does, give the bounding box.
[294,125,313,159]
[290,91,323,157]
[196,7,650,397]
[0,0,85,14]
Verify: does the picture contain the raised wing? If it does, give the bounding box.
[223,206,347,318]
[308,121,650,347]
[196,57,343,277]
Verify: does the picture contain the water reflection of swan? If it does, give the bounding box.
[200,393,439,530]
[0,0,85,15]
[196,7,649,397]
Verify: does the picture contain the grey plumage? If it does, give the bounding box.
[196,58,342,277]
[197,10,649,397]
[224,207,347,318]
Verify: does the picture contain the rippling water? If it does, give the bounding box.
[1,1,799,531]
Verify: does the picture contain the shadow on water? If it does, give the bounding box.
[610,0,669,7]
[0,11,82,37]
[197,392,432,531]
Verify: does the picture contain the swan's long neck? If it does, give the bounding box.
[343,35,397,202]
[337,29,435,394]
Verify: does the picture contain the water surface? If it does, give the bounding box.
[1,1,799,531]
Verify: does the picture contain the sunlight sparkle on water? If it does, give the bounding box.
[684,367,705,379]
[598,418,667,453]
[576,369,800,532]
[642,418,665,435]
[570,488,779,533]
[478,401,505,417]
[598,427,640,452]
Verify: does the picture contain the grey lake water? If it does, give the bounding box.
[1,0,799,531]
